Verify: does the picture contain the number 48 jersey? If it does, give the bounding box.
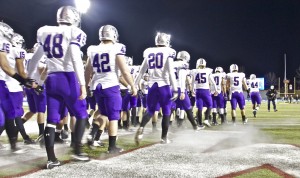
[36,25,86,73]
[140,46,176,88]
[87,43,126,90]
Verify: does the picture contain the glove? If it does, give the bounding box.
[170,90,179,101]
[138,89,143,97]
[12,73,36,88]
[34,85,44,95]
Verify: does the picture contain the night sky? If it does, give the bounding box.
[1,0,300,80]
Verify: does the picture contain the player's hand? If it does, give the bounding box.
[79,85,87,100]
[171,90,179,101]
[131,86,137,97]
[192,91,196,97]
[180,92,185,100]
[34,85,44,95]
[24,78,37,88]
[138,89,143,97]
[214,91,218,96]
[87,86,93,97]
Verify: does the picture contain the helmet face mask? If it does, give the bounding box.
[11,33,25,48]
[0,22,14,40]
[177,51,190,63]
[57,6,81,27]
[215,67,223,73]
[230,64,238,73]
[196,58,206,68]
[99,25,119,43]
[155,32,171,47]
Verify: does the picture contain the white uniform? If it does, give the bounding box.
[173,61,189,91]
[5,47,27,92]
[140,79,149,95]
[190,68,216,90]
[248,79,260,93]
[226,72,246,93]
[135,47,177,88]
[88,43,126,90]
[28,25,86,85]
[211,72,226,94]
[0,36,11,81]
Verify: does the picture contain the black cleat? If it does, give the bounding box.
[71,153,90,161]
[107,147,124,154]
[46,160,61,169]
[24,138,35,145]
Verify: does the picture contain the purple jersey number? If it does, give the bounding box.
[233,76,239,86]
[43,34,63,58]
[195,73,206,83]
[1,43,10,53]
[251,82,258,88]
[214,76,219,85]
[148,52,163,69]
[93,53,111,73]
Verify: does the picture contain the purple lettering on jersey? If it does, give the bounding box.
[233,76,239,86]
[43,34,63,58]
[214,76,219,85]
[92,53,111,73]
[195,73,206,83]
[1,43,10,53]
[148,52,164,69]
[19,51,25,59]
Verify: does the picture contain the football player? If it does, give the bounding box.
[210,67,227,124]
[85,25,137,153]
[0,22,36,152]
[173,51,200,130]
[27,6,90,168]
[226,64,249,125]
[248,74,262,117]
[134,32,178,144]
[190,58,217,128]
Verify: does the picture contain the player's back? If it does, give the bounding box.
[37,25,86,74]
[227,72,245,92]
[191,68,213,89]
[88,42,125,90]
[211,72,226,93]
[248,79,259,92]
[143,46,176,87]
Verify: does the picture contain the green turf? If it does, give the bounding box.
[235,169,282,178]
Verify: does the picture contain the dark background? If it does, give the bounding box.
[1,0,300,80]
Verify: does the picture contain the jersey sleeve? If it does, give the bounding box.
[36,26,46,45]
[13,48,26,59]
[0,38,11,53]
[71,27,87,48]
[116,43,126,55]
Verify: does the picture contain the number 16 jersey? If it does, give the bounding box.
[87,43,126,90]
[37,25,86,74]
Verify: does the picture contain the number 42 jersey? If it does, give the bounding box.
[87,43,126,90]
[36,25,86,73]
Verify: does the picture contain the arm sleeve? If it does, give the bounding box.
[134,58,147,86]
[179,69,187,91]
[166,55,178,90]
[27,45,44,78]
[70,44,85,86]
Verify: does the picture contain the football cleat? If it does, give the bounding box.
[134,127,144,145]
[107,147,124,154]
[203,120,211,127]
[46,160,61,169]
[71,153,90,161]
[61,130,69,139]
[160,138,172,144]
[11,147,27,154]
[253,110,257,118]
[93,140,105,147]
[24,138,35,145]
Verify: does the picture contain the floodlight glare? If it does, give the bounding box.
[75,0,90,14]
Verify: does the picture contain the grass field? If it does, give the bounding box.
[0,101,299,177]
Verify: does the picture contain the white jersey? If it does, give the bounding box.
[226,72,246,93]
[0,36,12,81]
[35,25,86,73]
[140,79,149,94]
[30,55,47,82]
[88,42,126,90]
[248,78,260,92]
[191,68,215,90]
[173,61,189,89]
[5,47,27,92]
[137,46,176,87]
[211,72,226,94]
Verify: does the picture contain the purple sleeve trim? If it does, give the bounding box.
[117,53,125,55]
[70,42,81,47]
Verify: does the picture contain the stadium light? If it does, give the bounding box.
[75,0,90,14]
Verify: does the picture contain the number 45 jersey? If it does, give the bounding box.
[87,43,126,90]
[140,46,176,88]
[190,68,214,90]
[37,25,86,73]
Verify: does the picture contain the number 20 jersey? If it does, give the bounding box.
[87,43,126,90]
[36,25,86,73]
[142,46,176,87]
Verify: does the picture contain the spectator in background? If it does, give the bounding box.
[295,94,299,104]
[266,85,278,112]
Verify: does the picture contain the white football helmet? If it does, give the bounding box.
[215,67,223,73]
[250,74,256,80]
[177,51,190,63]
[11,33,25,48]
[57,6,81,27]
[196,58,206,68]
[99,25,119,43]
[125,56,133,66]
[230,64,238,72]
[0,22,14,40]
[155,32,171,47]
